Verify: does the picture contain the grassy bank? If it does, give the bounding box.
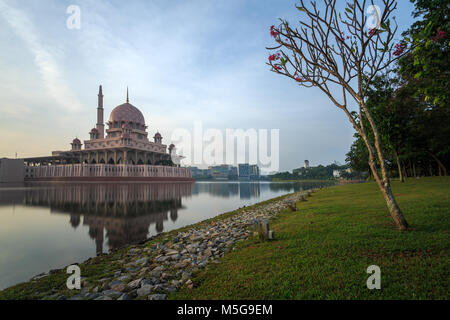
[171,177,449,300]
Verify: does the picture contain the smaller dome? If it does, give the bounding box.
[169,144,175,149]
[72,138,81,145]
[154,132,162,138]
[90,128,98,133]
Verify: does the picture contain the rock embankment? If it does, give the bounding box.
[50,191,314,300]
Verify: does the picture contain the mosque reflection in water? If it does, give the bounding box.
[20,183,192,255]
[0,181,332,256]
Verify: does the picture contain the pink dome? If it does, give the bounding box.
[109,103,145,125]
[154,132,162,138]
[90,128,98,133]
[169,144,175,149]
[72,138,81,145]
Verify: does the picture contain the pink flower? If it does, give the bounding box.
[273,65,282,71]
[393,43,407,56]
[268,52,281,62]
[368,28,378,36]
[270,25,280,39]
[432,30,447,43]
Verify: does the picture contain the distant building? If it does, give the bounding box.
[210,165,230,180]
[333,170,341,178]
[304,160,310,169]
[189,167,211,178]
[229,166,238,180]
[250,165,260,180]
[238,164,250,180]
[238,164,260,181]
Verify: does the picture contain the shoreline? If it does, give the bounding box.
[0,188,319,300]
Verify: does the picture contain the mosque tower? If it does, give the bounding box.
[96,85,105,139]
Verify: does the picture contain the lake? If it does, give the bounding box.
[0,181,334,290]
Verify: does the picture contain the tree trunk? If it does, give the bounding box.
[358,101,409,231]
[394,150,404,183]
[429,152,447,176]
[378,181,409,230]
[365,154,409,230]
[402,163,408,180]
[339,99,409,230]
[409,159,413,177]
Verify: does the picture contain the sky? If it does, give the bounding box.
[0,0,417,172]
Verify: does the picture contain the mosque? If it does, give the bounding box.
[21,86,192,182]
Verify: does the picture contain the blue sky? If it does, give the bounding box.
[0,0,417,172]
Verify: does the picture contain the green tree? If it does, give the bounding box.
[401,0,449,106]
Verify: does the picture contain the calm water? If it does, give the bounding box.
[0,181,333,290]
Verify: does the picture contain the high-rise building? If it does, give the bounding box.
[238,164,250,180]
[229,166,238,180]
[304,160,310,169]
[250,165,260,180]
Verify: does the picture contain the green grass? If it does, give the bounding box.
[171,177,450,300]
[1,177,448,300]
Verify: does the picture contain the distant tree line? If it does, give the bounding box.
[270,163,361,181]
[346,0,449,181]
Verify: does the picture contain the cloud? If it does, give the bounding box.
[0,0,83,112]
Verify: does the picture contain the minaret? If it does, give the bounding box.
[96,85,105,139]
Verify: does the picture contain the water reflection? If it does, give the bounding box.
[0,182,333,255]
[0,181,335,290]
[1,183,192,254]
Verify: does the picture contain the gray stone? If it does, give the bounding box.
[204,248,212,257]
[151,270,162,278]
[109,280,123,288]
[137,284,154,297]
[126,278,142,290]
[156,255,169,262]
[102,290,122,299]
[141,278,154,286]
[87,293,101,300]
[117,274,132,282]
[181,271,192,281]
[165,249,179,256]
[95,295,113,300]
[117,293,131,300]
[128,248,141,255]
[111,284,126,292]
[134,257,149,266]
[148,294,167,300]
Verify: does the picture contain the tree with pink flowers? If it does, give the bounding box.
[267,0,410,230]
